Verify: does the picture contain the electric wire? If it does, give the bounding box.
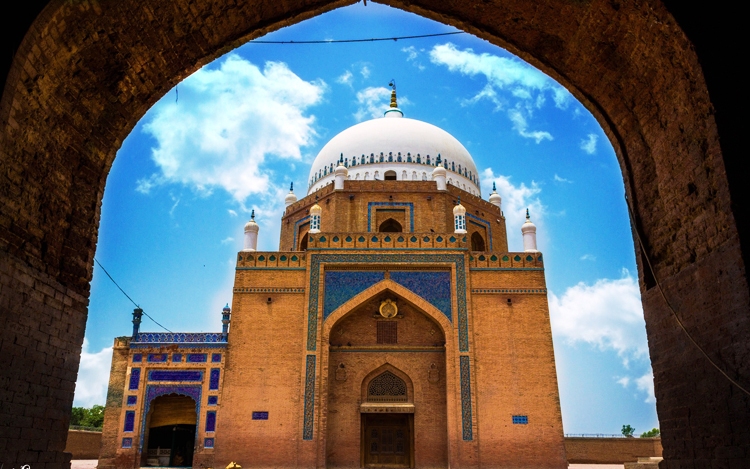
[248,31,464,45]
[624,195,750,396]
[93,257,173,333]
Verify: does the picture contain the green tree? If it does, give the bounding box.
[621,424,635,437]
[69,407,85,426]
[641,428,660,438]
[70,405,105,429]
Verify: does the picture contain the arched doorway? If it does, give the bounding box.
[143,394,197,467]
[384,170,397,180]
[361,371,413,468]
[299,232,309,251]
[470,232,485,251]
[379,219,403,233]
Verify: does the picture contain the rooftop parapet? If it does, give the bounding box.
[307,232,468,250]
[130,332,226,346]
[469,252,544,269]
[236,251,307,269]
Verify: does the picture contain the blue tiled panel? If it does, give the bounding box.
[512,415,528,424]
[122,438,133,448]
[211,353,221,363]
[132,354,142,363]
[252,411,269,420]
[390,271,452,320]
[124,411,135,432]
[126,396,137,406]
[460,356,473,440]
[132,332,224,343]
[187,353,207,363]
[205,411,216,432]
[147,353,167,362]
[323,271,384,319]
[209,369,220,390]
[302,355,316,440]
[129,368,140,390]
[208,396,218,405]
[148,370,203,382]
[172,353,183,362]
[204,438,214,448]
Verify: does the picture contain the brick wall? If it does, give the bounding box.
[565,437,663,464]
[65,430,102,460]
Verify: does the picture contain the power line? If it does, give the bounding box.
[93,257,173,333]
[248,31,464,45]
[624,195,749,396]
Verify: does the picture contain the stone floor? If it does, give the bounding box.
[72,462,625,469]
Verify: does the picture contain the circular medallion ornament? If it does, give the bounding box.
[379,299,398,318]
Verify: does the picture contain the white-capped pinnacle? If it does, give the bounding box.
[309,201,322,234]
[432,159,447,191]
[489,181,502,210]
[243,210,259,252]
[521,208,538,252]
[334,156,348,190]
[453,197,467,234]
[284,182,298,207]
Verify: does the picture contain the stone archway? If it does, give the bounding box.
[1,1,748,467]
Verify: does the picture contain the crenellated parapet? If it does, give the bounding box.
[236,251,307,268]
[469,252,544,269]
[306,232,468,250]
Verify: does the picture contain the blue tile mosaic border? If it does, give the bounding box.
[209,369,220,390]
[141,384,201,453]
[323,270,384,319]
[307,254,469,352]
[132,332,225,344]
[302,355,316,440]
[293,216,311,250]
[367,202,414,232]
[460,356,473,440]
[148,370,203,382]
[129,368,140,390]
[390,271,452,320]
[466,213,493,248]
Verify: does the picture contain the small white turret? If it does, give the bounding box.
[334,156,348,190]
[453,198,467,234]
[309,202,322,234]
[284,182,298,207]
[489,181,502,210]
[521,208,538,252]
[243,210,259,252]
[432,159,447,191]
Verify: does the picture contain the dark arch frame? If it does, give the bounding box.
[379,218,403,233]
[1,1,748,466]
[470,232,485,252]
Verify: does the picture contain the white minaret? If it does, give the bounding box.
[432,160,447,191]
[284,182,298,207]
[489,181,502,210]
[453,198,467,234]
[242,210,259,252]
[309,202,322,234]
[522,208,538,252]
[334,157,348,190]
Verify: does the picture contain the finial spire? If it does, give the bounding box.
[388,80,397,108]
[290,182,294,191]
[526,208,530,220]
[493,182,497,192]
[251,209,255,220]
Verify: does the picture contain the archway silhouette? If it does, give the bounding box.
[379,218,403,233]
[1,1,747,466]
[470,232,485,252]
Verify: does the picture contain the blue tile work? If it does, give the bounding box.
[208,396,218,405]
[132,354,142,363]
[323,270,384,319]
[512,415,528,424]
[147,353,167,362]
[172,353,183,362]
[204,438,215,448]
[308,254,469,352]
[124,411,135,432]
[390,271,452,320]
[205,411,216,432]
[132,332,225,343]
[367,202,414,232]
[126,395,137,406]
[187,353,207,363]
[460,356,473,440]
[142,385,201,451]
[122,438,133,449]
[211,353,222,363]
[302,355,316,440]
[466,213,493,247]
[209,369,220,390]
[148,370,203,382]
[292,215,311,250]
[252,411,269,420]
[129,368,140,390]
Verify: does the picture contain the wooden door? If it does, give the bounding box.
[363,414,411,467]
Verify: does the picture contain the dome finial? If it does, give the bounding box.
[290,182,294,191]
[526,208,530,220]
[251,209,255,220]
[388,80,397,108]
[493,182,497,192]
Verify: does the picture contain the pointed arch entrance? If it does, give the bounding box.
[143,394,197,467]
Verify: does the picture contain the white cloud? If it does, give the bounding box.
[401,46,425,70]
[141,54,326,204]
[581,133,598,154]
[353,86,410,122]
[73,338,113,407]
[508,107,553,143]
[636,370,656,403]
[617,376,630,387]
[549,271,647,366]
[360,65,371,79]
[227,209,238,217]
[220,236,234,245]
[481,169,545,251]
[580,254,596,261]
[554,174,572,183]
[336,70,353,87]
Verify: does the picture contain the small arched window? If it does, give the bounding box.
[300,232,309,251]
[379,219,402,232]
[367,371,407,402]
[384,170,396,180]
[471,232,486,251]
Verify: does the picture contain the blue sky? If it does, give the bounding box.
[75,3,658,435]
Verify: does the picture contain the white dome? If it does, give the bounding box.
[307,112,480,195]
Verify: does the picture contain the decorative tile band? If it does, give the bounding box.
[132,332,225,344]
[367,202,414,232]
[460,356,473,441]
[122,437,133,449]
[466,213,493,247]
[148,370,203,382]
[187,353,207,363]
[147,353,167,362]
[205,411,217,432]
[124,411,135,432]
[471,288,547,294]
[307,253,469,352]
[209,369,220,390]
[129,368,140,390]
[302,355,316,440]
[234,287,305,293]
